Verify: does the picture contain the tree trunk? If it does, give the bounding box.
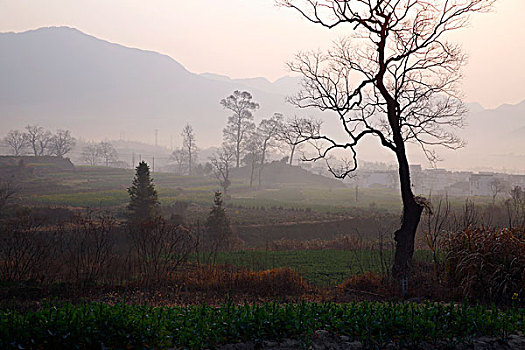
[391,147,424,280]
[289,145,295,165]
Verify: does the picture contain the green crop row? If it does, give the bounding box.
[1,302,523,349]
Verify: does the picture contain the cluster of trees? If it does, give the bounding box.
[127,161,233,264]
[80,141,119,167]
[207,90,322,193]
[3,125,76,158]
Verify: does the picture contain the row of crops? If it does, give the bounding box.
[1,301,523,349]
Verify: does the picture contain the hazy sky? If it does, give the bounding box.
[1,0,523,109]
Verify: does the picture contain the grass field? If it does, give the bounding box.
[196,250,433,286]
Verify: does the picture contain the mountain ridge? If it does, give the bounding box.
[1,26,524,171]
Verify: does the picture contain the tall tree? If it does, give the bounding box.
[257,113,283,187]
[181,124,198,175]
[221,90,259,168]
[127,161,159,223]
[25,125,52,156]
[209,145,235,194]
[98,141,118,167]
[278,0,492,281]
[4,130,28,156]
[50,129,76,157]
[242,132,262,189]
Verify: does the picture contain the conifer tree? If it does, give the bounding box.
[205,192,233,255]
[127,161,159,223]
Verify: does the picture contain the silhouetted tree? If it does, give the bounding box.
[257,113,283,187]
[278,0,493,281]
[81,143,100,166]
[242,133,262,189]
[278,116,321,165]
[170,147,187,175]
[210,145,235,193]
[181,124,198,175]
[127,161,159,223]
[205,191,233,259]
[221,90,259,168]
[50,129,76,157]
[4,130,28,156]
[25,125,52,156]
[98,141,118,167]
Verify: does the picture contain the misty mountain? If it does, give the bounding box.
[1,26,524,172]
[200,73,301,96]
[0,26,298,147]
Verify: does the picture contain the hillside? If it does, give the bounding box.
[1,27,524,172]
[231,161,345,188]
[0,27,297,147]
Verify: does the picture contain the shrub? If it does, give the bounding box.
[179,266,307,296]
[128,218,195,285]
[444,227,525,304]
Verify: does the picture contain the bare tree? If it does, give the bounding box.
[25,125,52,156]
[505,186,525,228]
[490,178,505,205]
[242,132,262,189]
[0,180,19,214]
[278,0,493,280]
[50,129,76,157]
[181,124,198,175]
[98,141,118,167]
[278,116,322,165]
[210,145,235,194]
[170,147,187,175]
[257,113,283,187]
[221,90,259,168]
[4,130,28,156]
[81,143,100,166]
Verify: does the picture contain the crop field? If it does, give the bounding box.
[1,302,523,349]
[198,250,433,286]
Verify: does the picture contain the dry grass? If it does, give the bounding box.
[444,227,525,304]
[177,265,308,296]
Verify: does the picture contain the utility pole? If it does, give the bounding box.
[132,152,135,169]
[152,156,155,173]
[154,129,158,148]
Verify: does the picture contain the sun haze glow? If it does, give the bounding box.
[0,0,523,108]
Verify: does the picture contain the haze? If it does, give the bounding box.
[1,0,524,109]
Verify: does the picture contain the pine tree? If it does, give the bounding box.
[127,161,159,223]
[205,192,233,254]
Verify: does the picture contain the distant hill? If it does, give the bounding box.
[0,27,298,147]
[0,26,524,172]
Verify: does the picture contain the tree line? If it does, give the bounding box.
[3,125,76,158]
[169,90,322,193]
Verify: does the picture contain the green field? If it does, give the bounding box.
[197,250,433,286]
[2,302,523,349]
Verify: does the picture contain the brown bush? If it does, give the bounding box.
[128,218,196,285]
[66,212,116,285]
[0,215,62,282]
[443,227,525,304]
[341,271,382,294]
[178,266,307,296]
